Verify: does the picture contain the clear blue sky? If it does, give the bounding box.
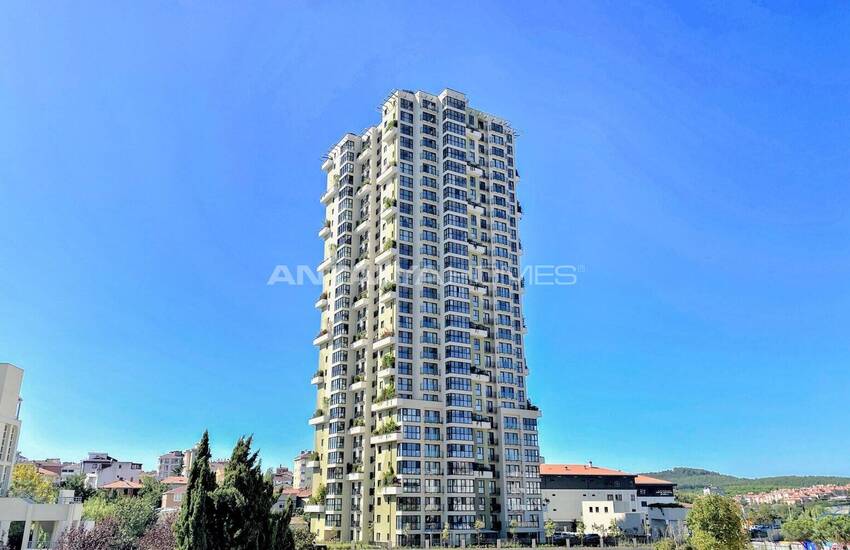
[1,1,848,477]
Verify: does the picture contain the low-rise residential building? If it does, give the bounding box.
[158,450,185,480]
[160,476,188,512]
[59,461,82,482]
[542,463,683,539]
[292,450,313,491]
[81,452,144,489]
[162,485,187,512]
[272,487,311,514]
[272,465,293,489]
[161,475,187,490]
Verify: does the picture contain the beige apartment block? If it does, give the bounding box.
[306,90,543,546]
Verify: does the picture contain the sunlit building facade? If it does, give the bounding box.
[307,89,542,545]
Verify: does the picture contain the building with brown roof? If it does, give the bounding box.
[541,463,682,540]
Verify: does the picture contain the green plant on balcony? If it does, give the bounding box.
[357,289,368,301]
[312,408,323,418]
[352,416,365,427]
[352,373,364,383]
[381,281,396,294]
[382,239,396,252]
[381,353,395,370]
[313,369,324,379]
[375,383,396,403]
[354,330,366,341]
[380,464,397,486]
[307,483,327,505]
[375,418,399,435]
[380,329,394,340]
[385,120,397,130]
[307,451,319,461]
[383,197,397,210]
[324,219,331,228]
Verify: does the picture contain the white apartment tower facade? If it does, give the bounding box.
[307,89,542,546]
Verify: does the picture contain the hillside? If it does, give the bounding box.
[642,467,850,496]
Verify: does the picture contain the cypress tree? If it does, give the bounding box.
[266,500,295,550]
[211,436,274,550]
[174,431,216,550]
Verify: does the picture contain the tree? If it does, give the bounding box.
[210,435,274,550]
[441,523,449,547]
[686,495,748,550]
[55,517,121,550]
[782,514,815,541]
[544,518,556,545]
[139,476,167,510]
[60,473,96,502]
[654,540,677,550]
[608,518,622,541]
[474,518,485,546]
[576,520,585,542]
[815,515,850,544]
[291,527,315,550]
[113,495,158,542]
[9,463,57,503]
[138,513,177,550]
[82,495,116,522]
[509,519,518,545]
[266,500,296,550]
[175,430,216,550]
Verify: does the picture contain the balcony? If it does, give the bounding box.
[350,380,366,392]
[374,331,395,350]
[369,431,401,445]
[375,244,396,265]
[314,293,328,310]
[383,120,398,141]
[321,157,334,172]
[376,163,397,186]
[318,223,331,240]
[312,330,330,347]
[308,413,326,426]
[470,367,491,383]
[380,201,397,222]
[317,257,332,273]
[310,372,325,385]
[372,397,399,413]
[352,335,368,349]
[304,503,325,514]
[381,484,402,496]
[355,218,370,234]
[320,187,336,205]
[356,182,372,198]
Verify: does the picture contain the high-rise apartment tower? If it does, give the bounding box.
[306,89,542,546]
